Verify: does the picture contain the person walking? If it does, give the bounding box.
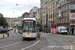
[37,30,40,40]
[14,28,16,33]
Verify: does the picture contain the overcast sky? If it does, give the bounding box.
[0,0,40,18]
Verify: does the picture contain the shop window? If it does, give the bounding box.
[67,4,69,10]
[53,2,55,8]
[67,16,69,22]
[65,5,66,10]
[53,21,54,23]
[51,4,52,9]
[51,14,52,18]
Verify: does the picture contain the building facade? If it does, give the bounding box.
[40,0,49,31]
[56,0,75,34]
[30,7,38,18]
[6,17,23,27]
[35,8,40,24]
[40,0,75,33]
[40,0,56,32]
[6,18,17,27]
[22,12,30,18]
[17,17,23,26]
[47,0,56,25]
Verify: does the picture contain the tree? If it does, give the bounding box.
[0,16,7,27]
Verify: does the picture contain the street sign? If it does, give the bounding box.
[70,13,75,21]
[49,23,51,28]
[49,26,51,28]
[59,10,61,17]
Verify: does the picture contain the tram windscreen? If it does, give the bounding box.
[22,20,36,32]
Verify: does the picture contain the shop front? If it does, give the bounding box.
[70,23,75,34]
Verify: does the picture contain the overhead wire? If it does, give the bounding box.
[28,0,33,7]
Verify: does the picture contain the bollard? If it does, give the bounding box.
[6,32,9,36]
[7,32,9,36]
[3,34,4,38]
[8,33,9,36]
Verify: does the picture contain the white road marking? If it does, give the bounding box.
[21,40,40,50]
[0,41,21,48]
[70,45,73,50]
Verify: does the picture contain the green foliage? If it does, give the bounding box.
[0,16,7,27]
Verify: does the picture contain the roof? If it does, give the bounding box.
[23,18,36,21]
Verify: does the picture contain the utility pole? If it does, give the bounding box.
[46,7,48,33]
[40,8,42,32]
[56,2,57,28]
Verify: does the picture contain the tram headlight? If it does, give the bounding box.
[32,33,36,36]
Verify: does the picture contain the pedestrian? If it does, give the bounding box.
[37,29,40,40]
[6,32,9,36]
[14,28,16,33]
[38,30,39,32]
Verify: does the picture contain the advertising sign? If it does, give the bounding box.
[69,4,75,10]
[70,13,75,21]
[57,0,68,4]
[70,0,75,3]
[49,26,51,28]
[59,10,61,17]
[49,23,51,28]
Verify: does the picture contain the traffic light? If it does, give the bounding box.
[6,23,8,26]
[6,23,9,27]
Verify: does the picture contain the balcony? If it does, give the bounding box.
[69,1,75,3]
[57,16,67,19]
[61,10,68,13]
[57,10,68,14]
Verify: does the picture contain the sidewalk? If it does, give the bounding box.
[41,32,57,35]
[66,40,75,50]
[42,32,75,36]
[0,33,10,39]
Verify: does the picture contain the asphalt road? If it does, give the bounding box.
[0,31,46,50]
[0,31,75,50]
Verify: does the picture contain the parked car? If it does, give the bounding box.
[10,27,13,30]
[18,30,22,34]
[0,26,8,33]
[7,27,10,31]
[57,26,69,35]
